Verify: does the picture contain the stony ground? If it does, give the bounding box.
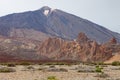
[0,64,120,80]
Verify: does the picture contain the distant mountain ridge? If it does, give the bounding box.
[0,6,120,43]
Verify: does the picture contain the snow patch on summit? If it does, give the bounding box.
[44,10,49,16]
[43,8,56,16]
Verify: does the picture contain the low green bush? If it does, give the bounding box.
[59,68,68,72]
[47,76,58,80]
[112,61,120,66]
[95,66,103,73]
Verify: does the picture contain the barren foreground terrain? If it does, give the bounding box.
[0,64,120,80]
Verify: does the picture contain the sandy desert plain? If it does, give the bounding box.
[0,62,120,80]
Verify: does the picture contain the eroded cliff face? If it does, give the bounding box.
[39,37,66,58]
[39,33,120,62]
[102,37,120,63]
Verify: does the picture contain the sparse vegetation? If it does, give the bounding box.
[38,68,43,71]
[21,65,36,71]
[77,65,95,73]
[0,63,16,67]
[112,61,120,66]
[95,65,103,72]
[49,65,55,68]
[59,68,68,72]
[37,66,47,71]
[47,68,68,72]
[47,76,58,80]
[0,67,16,73]
[44,62,66,65]
[77,68,95,73]
[7,63,16,67]
[27,66,35,70]
[0,63,120,80]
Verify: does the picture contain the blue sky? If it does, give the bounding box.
[0,0,120,33]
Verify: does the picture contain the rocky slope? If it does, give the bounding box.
[0,36,48,62]
[0,6,120,43]
[0,33,120,62]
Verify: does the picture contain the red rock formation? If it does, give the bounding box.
[39,37,66,59]
[39,33,116,62]
[76,33,89,44]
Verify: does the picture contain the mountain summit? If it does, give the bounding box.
[40,6,55,16]
[0,6,120,43]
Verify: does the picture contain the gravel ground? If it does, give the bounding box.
[0,65,120,80]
